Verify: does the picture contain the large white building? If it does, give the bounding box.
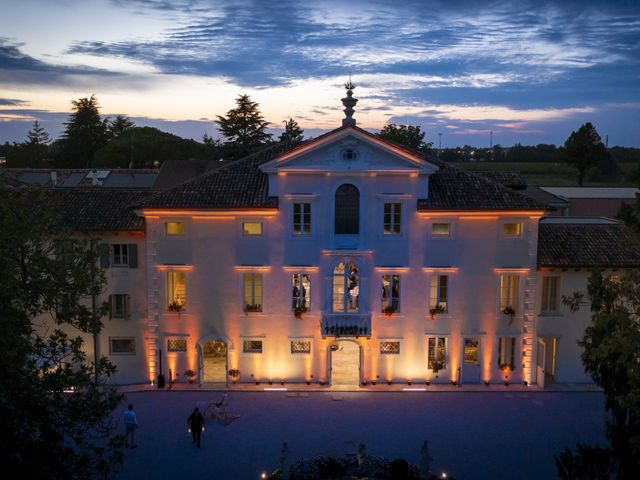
[27,88,640,389]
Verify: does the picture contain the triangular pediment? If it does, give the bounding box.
[260,126,438,174]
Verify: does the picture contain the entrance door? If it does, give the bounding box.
[536,339,546,388]
[330,341,360,387]
[461,337,481,384]
[202,340,227,383]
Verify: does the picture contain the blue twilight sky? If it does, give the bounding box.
[0,0,639,147]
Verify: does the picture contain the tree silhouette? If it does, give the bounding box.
[563,122,608,186]
[60,95,109,167]
[108,115,135,139]
[278,118,304,143]
[26,120,51,145]
[216,94,272,157]
[377,124,432,152]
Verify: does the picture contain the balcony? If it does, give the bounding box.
[321,313,371,338]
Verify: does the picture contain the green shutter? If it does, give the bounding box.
[125,294,130,319]
[128,244,138,268]
[99,244,110,268]
[108,295,113,320]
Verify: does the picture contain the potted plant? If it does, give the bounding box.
[502,305,516,324]
[429,304,446,320]
[228,368,240,383]
[500,362,513,385]
[430,359,445,378]
[382,305,397,317]
[244,303,261,313]
[168,300,183,316]
[184,369,196,384]
[294,305,307,318]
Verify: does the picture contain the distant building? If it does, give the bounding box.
[540,187,639,217]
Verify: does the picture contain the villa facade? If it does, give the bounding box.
[23,92,640,389]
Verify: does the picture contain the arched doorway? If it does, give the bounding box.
[202,340,227,383]
[335,184,360,234]
[329,340,361,387]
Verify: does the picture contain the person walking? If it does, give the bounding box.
[187,407,205,448]
[123,404,138,448]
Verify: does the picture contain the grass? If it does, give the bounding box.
[451,162,638,187]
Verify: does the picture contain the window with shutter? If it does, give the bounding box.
[334,184,359,234]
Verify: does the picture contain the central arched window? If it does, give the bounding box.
[334,184,359,234]
[333,261,360,312]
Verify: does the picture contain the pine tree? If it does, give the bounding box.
[377,124,432,152]
[108,115,135,139]
[60,95,109,167]
[216,94,272,155]
[26,120,51,145]
[278,118,304,143]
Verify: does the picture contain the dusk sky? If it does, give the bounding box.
[1,0,639,147]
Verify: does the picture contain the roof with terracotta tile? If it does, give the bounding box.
[137,125,548,211]
[538,221,640,268]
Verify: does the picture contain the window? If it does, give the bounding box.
[381,274,400,312]
[167,339,187,352]
[342,148,358,161]
[167,271,186,308]
[503,223,523,237]
[243,222,263,236]
[499,275,519,311]
[112,244,128,266]
[293,203,311,235]
[109,294,130,319]
[243,340,263,354]
[383,203,401,235]
[335,184,359,234]
[333,261,360,312]
[541,276,559,313]
[100,243,137,268]
[292,274,311,311]
[290,340,311,354]
[165,222,185,235]
[380,341,400,354]
[109,337,135,355]
[432,223,451,237]
[429,275,448,312]
[243,273,263,312]
[463,337,479,365]
[498,337,516,369]
[428,337,447,370]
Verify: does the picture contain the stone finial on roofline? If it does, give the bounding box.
[342,79,358,127]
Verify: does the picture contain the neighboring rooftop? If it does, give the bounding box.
[0,168,158,188]
[540,187,640,199]
[42,188,152,231]
[153,159,226,190]
[538,218,640,268]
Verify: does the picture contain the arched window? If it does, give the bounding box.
[334,184,359,234]
[333,261,360,312]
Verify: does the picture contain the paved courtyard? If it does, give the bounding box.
[114,390,606,479]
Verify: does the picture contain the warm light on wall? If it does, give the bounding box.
[282,266,320,272]
[234,265,272,272]
[423,267,459,273]
[493,268,530,273]
[418,210,545,218]
[155,264,194,271]
[460,216,499,221]
[374,267,411,272]
[191,216,235,221]
[141,209,279,217]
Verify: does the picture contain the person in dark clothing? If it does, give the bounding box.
[187,407,205,448]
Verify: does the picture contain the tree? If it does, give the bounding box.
[279,118,304,143]
[376,124,433,152]
[26,120,51,146]
[108,115,135,139]
[560,268,640,478]
[0,186,124,479]
[563,122,608,186]
[215,94,272,157]
[60,95,109,167]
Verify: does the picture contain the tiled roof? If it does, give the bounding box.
[418,164,548,211]
[136,141,300,209]
[538,222,640,268]
[0,168,158,188]
[138,125,548,212]
[42,188,151,231]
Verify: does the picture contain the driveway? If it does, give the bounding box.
[114,390,606,479]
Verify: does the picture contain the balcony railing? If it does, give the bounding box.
[321,313,371,338]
